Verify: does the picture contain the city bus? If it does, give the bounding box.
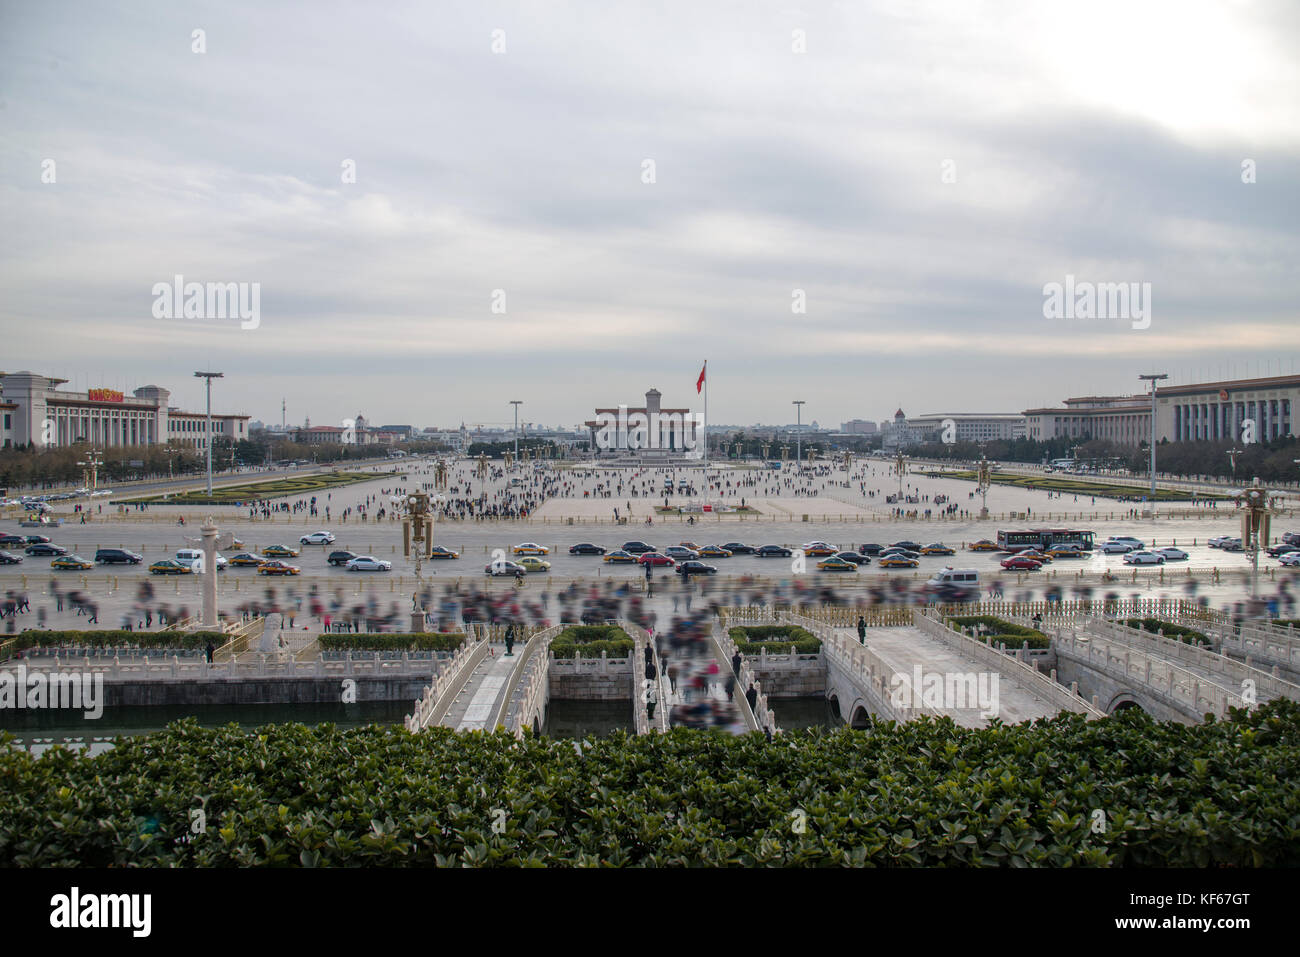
[996,528,1094,552]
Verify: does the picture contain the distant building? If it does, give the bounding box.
[584,388,703,462]
[841,419,878,435]
[905,413,1026,445]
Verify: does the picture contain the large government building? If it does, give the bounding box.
[585,388,704,462]
[0,371,250,451]
[1023,374,1298,446]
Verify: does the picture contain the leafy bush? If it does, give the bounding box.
[550,625,633,659]
[317,633,465,653]
[729,625,820,655]
[2,701,1298,866]
[1121,618,1211,648]
[17,631,230,652]
[944,616,1051,650]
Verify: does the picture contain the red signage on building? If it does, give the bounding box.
[88,388,124,403]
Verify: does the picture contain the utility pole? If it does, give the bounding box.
[194,372,224,497]
[1138,373,1167,518]
[793,400,805,469]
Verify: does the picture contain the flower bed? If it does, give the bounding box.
[943,616,1051,650]
[728,624,820,655]
[549,625,633,659]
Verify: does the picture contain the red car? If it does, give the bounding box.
[637,552,676,567]
[1001,556,1043,571]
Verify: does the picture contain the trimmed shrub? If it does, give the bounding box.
[17,630,229,652]
[729,625,820,655]
[1122,618,1211,648]
[550,625,633,659]
[2,701,1299,866]
[944,616,1051,650]
[317,633,465,653]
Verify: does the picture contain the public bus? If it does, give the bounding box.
[996,528,1094,552]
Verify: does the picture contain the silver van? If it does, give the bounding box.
[927,567,980,588]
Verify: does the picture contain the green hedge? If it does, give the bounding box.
[317,633,465,653]
[728,625,821,655]
[16,630,230,652]
[944,616,1051,650]
[2,701,1298,866]
[1121,618,1211,648]
[550,625,633,659]
[919,470,1226,502]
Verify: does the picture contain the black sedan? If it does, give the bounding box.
[24,535,52,545]
[327,550,359,566]
[0,550,22,565]
[858,543,886,555]
[0,534,25,547]
[835,551,871,565]
[675,560,718,576]
[756,544,793,558]
[720,542,755,554]
[621,541,656,554]
[25,543,68,557]
[890,541,922,551]
[569,543,607,555]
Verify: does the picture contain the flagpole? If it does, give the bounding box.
[703,359,708,471]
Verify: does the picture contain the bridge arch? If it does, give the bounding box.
[826,692,843,725]
[1106,691,1148,715]
[848,699,872,729]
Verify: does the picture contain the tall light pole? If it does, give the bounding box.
[1227,447,1243,481]
[194,372,224,496]
[1138,373,1167,518]
[510,400,522,466]
[793,400,805,469]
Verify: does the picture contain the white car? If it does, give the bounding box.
[1123,550,1165,565]
[346,556,391,572]
[1157,547,1189,561]
[300,531,336,545]
[1208,536,1235,549]
[1106,537,1145,549]
[1098,541,1135,554]
[1280,552,1300,567]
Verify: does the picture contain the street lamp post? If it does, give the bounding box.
[1138,373,1168,518]
[194,372,224,497]
[1227,447,1243,481]
[510,401,522,466]
[1235,477,1280,609]
[792,401,805,469]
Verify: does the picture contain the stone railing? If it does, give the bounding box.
[913,610,1105,718]
[1212,621,1300,674]
[405,640,485,732]
[1080,617,1300,703]
[11,651,442,684]
[1049,624,1245,719]
[498,624,563,735]
[622,621,671,732]
[712,622,772,733]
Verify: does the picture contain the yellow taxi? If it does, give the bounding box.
[512,543,549,556]
[517,556,551,573]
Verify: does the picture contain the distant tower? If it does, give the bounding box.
[645,388,661,415]
[281,398,286,430]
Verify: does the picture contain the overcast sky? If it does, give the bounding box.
[2,0,1298,431]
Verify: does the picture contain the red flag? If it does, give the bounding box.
[696,362,706,394]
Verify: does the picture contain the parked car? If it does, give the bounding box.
[756,544,793,558]
[149,559,194,575]
[95,548,143,565]
[1097,541,1135,554]
[25,543,68,557]
[1123,551,1165,565]
[346,556,392,572]
[675,560,717,576]
[568,543,606,555]
[300,531,336,545]
[816,556,858,572]
[697,545,733,558]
